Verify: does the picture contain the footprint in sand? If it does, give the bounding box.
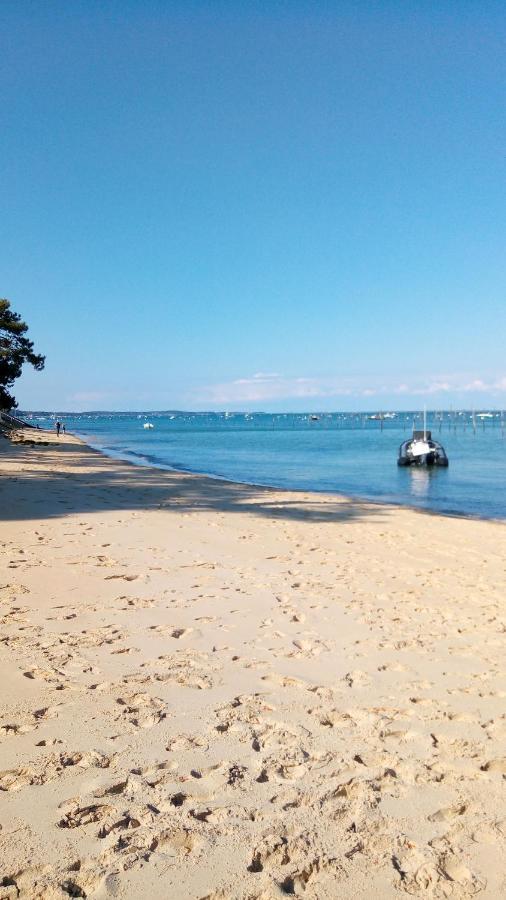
[247,830,340,894]
[116,692,168,729]
[166,734,209,752]
[279,638,331,659]
[118,595,158,609]
[0,749,112,792]
[58,802,116,829]
[135,650,215,690]
[149,624,195,640]
[344,670,371,688]
[1,703,63,739]
[428,802,470,822]
[104,573,145,582]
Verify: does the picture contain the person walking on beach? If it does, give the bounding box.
[62,423,66,434]
[55,421,61,436]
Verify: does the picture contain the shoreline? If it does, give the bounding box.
[1,429,505,898]
[76,428,506,526]
[17,413,506,523]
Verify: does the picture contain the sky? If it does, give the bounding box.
[2,0,506,412]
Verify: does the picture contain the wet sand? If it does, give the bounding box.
[1,429,505,899]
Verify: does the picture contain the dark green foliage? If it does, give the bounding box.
[0,299,45,410]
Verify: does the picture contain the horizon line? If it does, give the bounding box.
[18,408,505,416]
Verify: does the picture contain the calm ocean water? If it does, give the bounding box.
[25,411,506,520]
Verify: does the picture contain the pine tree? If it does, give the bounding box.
[0,299,45,410]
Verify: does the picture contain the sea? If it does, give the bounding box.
[22,410,506,521]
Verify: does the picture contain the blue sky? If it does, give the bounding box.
[2,1,506,411]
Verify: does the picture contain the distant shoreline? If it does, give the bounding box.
[18,407,506,416]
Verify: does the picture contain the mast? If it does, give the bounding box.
[423,404,427,441]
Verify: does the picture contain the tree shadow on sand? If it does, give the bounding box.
[0,440,390,525]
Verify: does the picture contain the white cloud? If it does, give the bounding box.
[463,379,487,392]
[198,374,325,404]
[232,373,282,387]
[191,372,506,407]
[425,381,451,394]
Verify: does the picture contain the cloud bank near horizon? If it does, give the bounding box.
[18,370,506,412]
[190,372,506,407]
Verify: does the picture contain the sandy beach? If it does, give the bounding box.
[1,428,505,899]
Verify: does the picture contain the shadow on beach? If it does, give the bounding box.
[0,438,387,526]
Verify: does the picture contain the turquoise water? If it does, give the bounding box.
[25,411,506,520]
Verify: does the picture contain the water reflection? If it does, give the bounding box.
[407,466,446,499]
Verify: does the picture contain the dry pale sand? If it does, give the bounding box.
[0,429,505,900]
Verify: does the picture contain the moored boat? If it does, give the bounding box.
[398,429,448,467]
